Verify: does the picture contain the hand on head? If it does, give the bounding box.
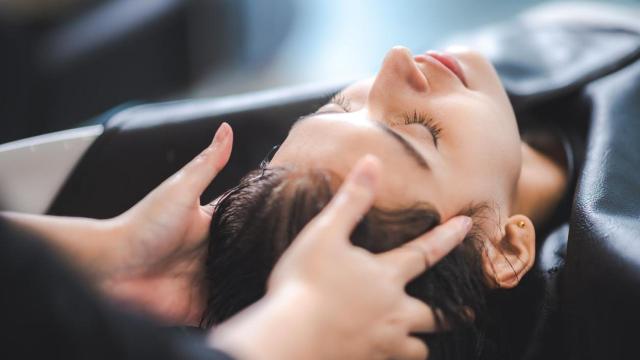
[211,154,472,360]
[101,123,233,325]
[98,121,471,359]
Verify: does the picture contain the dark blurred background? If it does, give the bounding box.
[1,0,637,144]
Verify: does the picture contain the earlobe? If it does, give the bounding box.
[481,215,535,289]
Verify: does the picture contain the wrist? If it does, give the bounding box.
[54,216,127,280]
[0,212,127,279]
[211,284,323,360]
[93,217,131,278]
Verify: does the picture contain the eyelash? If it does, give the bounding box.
[327,94,443,147]
[329,93,352,112]
[401,111,443,147]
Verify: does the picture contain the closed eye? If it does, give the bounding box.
[329,93,352,112]
[314,93,352,114]
[401,111,442,148]
[292,97,433,171]
[313,95,442,148]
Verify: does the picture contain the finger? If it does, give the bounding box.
[403,297,438,333]
[310,154,381,238]
[180,123,233,196]
[392,336,429,360]
[382,216,472,282]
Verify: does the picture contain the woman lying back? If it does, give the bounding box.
[203,46,571,360]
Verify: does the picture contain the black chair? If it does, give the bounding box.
[48,82,344,219]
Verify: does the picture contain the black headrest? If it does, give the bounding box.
[48,83,344,218]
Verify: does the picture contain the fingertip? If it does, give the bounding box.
[221,122,233,139]
[453,215,473,234]
[434,215,472,248]
[334,154,381,210]
[212,122,233,166]
[360,154,382,173]
[350,154,381,191]
[212,122,233,146]
[318,155,382,236]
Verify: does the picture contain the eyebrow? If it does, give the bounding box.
[294,114,431,171]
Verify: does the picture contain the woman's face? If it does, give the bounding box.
[271,46,522,223]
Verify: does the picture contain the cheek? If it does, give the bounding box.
[463,94,520,154]
[461,119,521,177]
[439,109,521,204]
[451,48,506,99]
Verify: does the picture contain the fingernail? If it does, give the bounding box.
[354,166,375,189]
[458,216,473,232]
[353,155,379,189]
[212,123,230,145]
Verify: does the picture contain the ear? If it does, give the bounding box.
[481,215,535,289]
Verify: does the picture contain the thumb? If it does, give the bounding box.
[305,155,381,242]
[177,123,233,199]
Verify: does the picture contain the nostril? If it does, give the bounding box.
[379,46,429,93]
[407,65,429,92]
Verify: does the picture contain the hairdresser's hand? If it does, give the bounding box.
[212,155,472,360]
[102,123,233,325]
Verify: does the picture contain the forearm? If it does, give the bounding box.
[0,212,124,278]
[1,219,233,360]
[212,286,323,360]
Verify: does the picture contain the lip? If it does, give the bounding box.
[421,50,467,87]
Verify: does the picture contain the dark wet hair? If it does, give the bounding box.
[203,167,499,359]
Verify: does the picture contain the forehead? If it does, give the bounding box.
[271,113,444,211]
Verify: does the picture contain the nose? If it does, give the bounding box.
[367,46,428,119]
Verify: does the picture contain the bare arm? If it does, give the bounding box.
[1,123,233,325]
[0,212,123,278]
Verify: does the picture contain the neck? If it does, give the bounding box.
[512,142,568,227]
